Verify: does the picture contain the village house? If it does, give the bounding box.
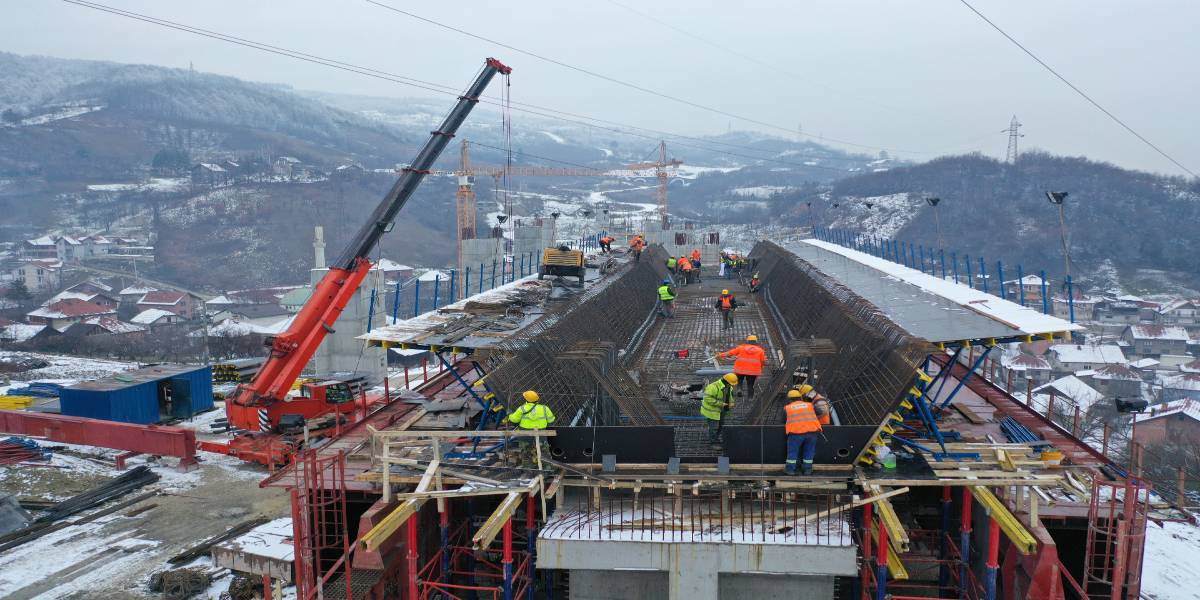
[77,235,115,258]
[1085,364,1143,400]
[210,303,292,328]
[62,316,146,338]
[20,236,58,260]
[44,288,119,309]
[26,298,117,331]
[1134,400,1200,446]
[137,290,202,320]
[1047,344,1126,376]
[1157,299,1200,329]
[999,353,1054,389]
[1002,275,1049,305]
[1122,324,1190,359]
[1052,295,1098,322]
[190,162,228,187]
[55,235,83,262]
[118,284,158,304]
[131,308,185,327]
[16,259,63,291]
[1162,373,1200,403]
[1033,375,1106,414]
[273,156,301,179]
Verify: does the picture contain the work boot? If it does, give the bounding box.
[785,466,798,476]
[800,464,813,476]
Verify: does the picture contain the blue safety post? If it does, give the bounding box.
[919,245,926,273]
[464,267,471,300]
[965,255,974,289]
[928,346,964,407]
[997,261,1006,300]
[391,279,402,322]
[1066,274,1076,323]
[1017,264,1026,307]
[449,269,456,303]
[491,259,497,290]
[412,278,421,317]
[1040,270,1049,314]
[936,344,993,414]
[432,274,440,310]
[980,257,988,294]
[366,288,376,332]
[952,252,959,284]
[518,254,524,278]
[478,263,485,294]
[940,249,947,280]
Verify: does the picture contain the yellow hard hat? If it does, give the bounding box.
[787,389,803,399]
[721,289,729,295]
[795,384,814,397]
[723,373,739,385]
[522,390,540,403]
[746,334,758,342]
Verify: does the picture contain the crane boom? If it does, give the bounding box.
[227,57,512,431]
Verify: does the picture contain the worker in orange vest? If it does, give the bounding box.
[598,235,614,253]
[784,386,823,475]
[690,249,702,282]
[630,235,646,262]
[677,256,693,286]
[718,334,767,399]
[714,289,739,330]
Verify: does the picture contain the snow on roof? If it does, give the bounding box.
[1181,359,1200,374]
[803,239,1083,337]
[137,290,187,305]
[27,299,116,319]
[26,235,56,246]
[1003,275,1046,285]
[45,290,99,305]
[78,316,145,334]
[1033,375,1105,411]
[196,162,226,172]
[1158,299,1199,314]
[375,258,413,271]
[1001,354,1052,371]
[131,308,177,324]
[1127,324,1190,341]
[1091,364,1141,381]
[1049,344,1126,364]
[0,323,45,342]
[277,156,301,163]
[205,294,233,305]
[58,235,81,245]
[1128,358,1160,370]
[1141,399,1200,424]
[417,269,451,282]
[67,280,113,293]
[1165,373,1200,392]
[119,284,157,295]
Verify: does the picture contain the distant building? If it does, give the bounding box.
[55,236,82,262]
[210,303,292,328]
[26,298,117,331]
[62,316,146,337]
[273,156,301,179]
[44,288,119,309]
[78,235,115,258]
[136,291,202,320]
[1033,375,1106,413]
[131,308,184,327]
[15,259,63,291]
[119,284,158,304]
[1162,373,1200,403]
[1121,324,1190,359]
[376,258,414,285]
[20,236,58,260]
[1157,299,1200,329]
[1134,400,1200,446]
[1047,344,1126,376]
[999,353,1053,388]
[1002,275,1048,304]
[66,280,114,295]
[190,163,228,187]
[1085,364,1142,400]
[1052,295,1099,322]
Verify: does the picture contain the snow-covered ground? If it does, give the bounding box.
[86,177,188,193]
[730,185,794,198]
[0,350,137,387]
[1143,521,1200,599]
[5,104,105,127]
[827,192,921,238]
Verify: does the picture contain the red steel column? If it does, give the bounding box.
[874,513,889,600]
[985,516,1000,600]
[407,517,420,600]
[960,487,974,598]
[503,517,514,600]
[861,503,873,600]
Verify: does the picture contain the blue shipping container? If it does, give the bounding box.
[60,364,214,425]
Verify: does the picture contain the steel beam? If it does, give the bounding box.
[0,409,197,470]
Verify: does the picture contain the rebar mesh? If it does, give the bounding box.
[480,247,671,425]
[747,241,934,426]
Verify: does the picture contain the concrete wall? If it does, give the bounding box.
[309,266,386,382]
[569,570,667,600]
[565,569,836,600]
[462,237,504,276]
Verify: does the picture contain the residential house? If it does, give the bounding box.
[20,236,58,260]
[1047,344,1126,376]
[1033,375,1106,414]
[1052,295,1098,322]
[16,259,63,291]
[131,308,184,327]
[273,156,301,179]
[279,286,312,313]
[332,163,366,179]
[190,162,228,187]
[26,298,117,331]
[1085,364,1142,400]
[1158,299,1200,329]
[55,236,83,262]
[1121,324,1190,359]
[376,258,414,285]
[137,291,202,320]
[1162,373,1200,403]
[999,353,1054,389]
[78,235,114,258]
[66,280,114,295]
[44,288,118,309]
[1127,357,1161,381]
[1181,359,1200,375]
[62,316,146,337]
[210,304,291,328]
[1133,400,1200,446]
[1002,275,1048,305]
[0,322,46,344]
[220,159,241,175]
[119,284,158,304]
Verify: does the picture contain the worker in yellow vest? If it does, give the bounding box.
[701,373,739,446]
[507,390,556,465]
[784,386,823,475]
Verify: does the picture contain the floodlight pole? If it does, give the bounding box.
[1046,192,1072,279]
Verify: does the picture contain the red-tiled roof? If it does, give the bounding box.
[28,298,116,319]
[1091,364,1141,381]
[1128,324,1190,341]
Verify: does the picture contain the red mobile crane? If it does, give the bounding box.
[203,58,512,465]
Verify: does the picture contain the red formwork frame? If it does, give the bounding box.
[415,508,533,600]
[292,448,354,600]
[1084,477,1148,599]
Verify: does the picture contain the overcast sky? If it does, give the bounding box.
[4,1,1197,175]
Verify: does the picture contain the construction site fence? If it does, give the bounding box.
[747,241,931,427]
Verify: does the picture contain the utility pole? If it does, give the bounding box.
[925,197,944,251]
[1004,116,1024,163]
[1046,192,1071,278]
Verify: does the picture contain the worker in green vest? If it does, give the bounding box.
[701,373,738,447]
[666,256,677,272]
[507,390,555,465]
[657,278,676,318]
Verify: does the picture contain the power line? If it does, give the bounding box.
[59,0,859,173]
[363,0,934,155]
[956,0,1196,177]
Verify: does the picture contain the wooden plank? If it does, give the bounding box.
[472,492,523,550]
[951,402,987,425]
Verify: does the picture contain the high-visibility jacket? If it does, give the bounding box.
[509,402,556,430]
[691,250,701,261]
[678,258,693,271]
[813,395,832,426]
[631,238,645,249]
[700,379,734,421]
[666,257,677,270]
[784,400,822,434]
[600,236,614,244]
[720,343,766,376]
[658,284,676,301]
[717,294,736,311]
